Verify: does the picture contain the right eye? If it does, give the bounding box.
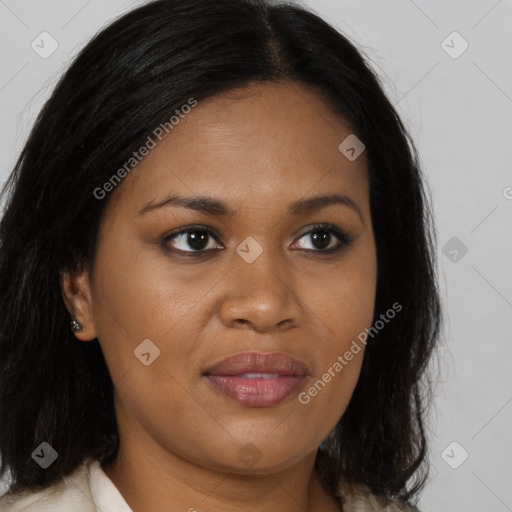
[162,225,223,255]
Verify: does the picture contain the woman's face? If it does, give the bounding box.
[66,81,377,474]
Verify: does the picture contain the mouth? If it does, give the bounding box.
[203,352,308,407]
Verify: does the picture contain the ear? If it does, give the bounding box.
[60,266,98,342]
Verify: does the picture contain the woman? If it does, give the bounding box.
[0,0,441,510]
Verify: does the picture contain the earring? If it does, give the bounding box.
[71,319,85,333]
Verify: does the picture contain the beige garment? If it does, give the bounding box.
[0,459,418,512]
[335,477,419,512]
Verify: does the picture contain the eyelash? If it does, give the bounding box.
[161,223,354,258]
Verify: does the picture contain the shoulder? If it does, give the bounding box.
[0,460,95,512]
[335,477,420,512]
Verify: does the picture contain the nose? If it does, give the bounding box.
[218,246,304,332]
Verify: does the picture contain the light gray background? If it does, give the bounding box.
[1,1,511,510]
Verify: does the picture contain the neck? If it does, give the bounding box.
[102,402,340,512]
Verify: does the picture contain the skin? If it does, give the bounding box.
[61,81,377,512]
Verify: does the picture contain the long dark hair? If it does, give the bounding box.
[0,0,441,505]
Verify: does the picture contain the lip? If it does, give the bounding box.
[203,352,308,407]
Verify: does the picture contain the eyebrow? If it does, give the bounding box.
[137,192,364,222]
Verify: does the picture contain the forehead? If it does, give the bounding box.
[106,81,369,218]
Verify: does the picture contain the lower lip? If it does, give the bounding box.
[205,375,305,407]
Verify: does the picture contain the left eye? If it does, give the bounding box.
[292,224,350,252]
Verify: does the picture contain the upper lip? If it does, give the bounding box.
[204,352,308,376]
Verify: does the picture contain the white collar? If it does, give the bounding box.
[88,460,133,512]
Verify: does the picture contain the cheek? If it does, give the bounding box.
[112,356,242,469]
[300,238,377,346]
[294,239,376,406]
[293,273,373,434]
[89,239,225,383]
